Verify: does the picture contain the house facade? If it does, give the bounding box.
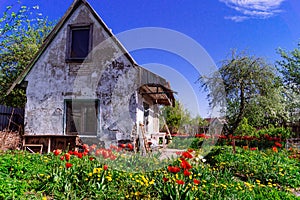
[8,0,174,148]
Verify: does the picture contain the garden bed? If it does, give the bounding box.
[0,143,299,199]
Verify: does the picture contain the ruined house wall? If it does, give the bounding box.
[24,4,140,146]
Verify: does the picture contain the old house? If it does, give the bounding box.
[7,0,175,152]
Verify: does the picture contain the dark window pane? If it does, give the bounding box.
[71,28,90,58]
[66,100,98,135]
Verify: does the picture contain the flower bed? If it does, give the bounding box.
[0,143,299,199]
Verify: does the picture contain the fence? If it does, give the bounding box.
[0,105,24,131]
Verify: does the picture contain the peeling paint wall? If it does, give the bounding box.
[24,4,160,147]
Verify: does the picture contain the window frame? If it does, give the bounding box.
[66,23,93,63]
[64,99,99,137]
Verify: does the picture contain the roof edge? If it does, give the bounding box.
[6,0,138,96]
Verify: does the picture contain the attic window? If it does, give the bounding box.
[66,24,93,62]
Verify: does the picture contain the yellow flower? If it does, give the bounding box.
[135,192,140,196]
[93,168,101,174]
[39,174,44,177]
[106,176,112,182]
[88,173,93,177]
[149,179,155,185]
[42,197,47,200]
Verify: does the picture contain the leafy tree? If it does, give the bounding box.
[199,50,285,133]
[277,44,300,94]
[0,3,53,107]
[234,117,256,136]
[161,101,191,134]
[276,44,300,125]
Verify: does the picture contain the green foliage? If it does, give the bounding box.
[277,44,300,125]
[161,101,191,133]
[199,50,286,131]
[210,146,300,189]
[234,117,256,136]
[277,43,300,94]
[0,3,54,107]
[0,146,299,199]
[257,125,292,140]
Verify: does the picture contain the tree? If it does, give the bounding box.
[277,44,300,94]
[199,50,286,133]
[161,101,191,134]
[276,44,300,125]
[0,3,53,107]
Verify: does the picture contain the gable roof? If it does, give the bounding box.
[6,0,138,96]
[6,0,175,106]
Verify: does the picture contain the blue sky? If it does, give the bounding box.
[1,0,300,118]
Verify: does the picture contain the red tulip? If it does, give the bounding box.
[182,151,193,159]
[180,159,192,170]
[176,180,185,185]
[53,149,62,156]
[274,142,282,148]
[168,166,181,173]
[65,153,71,161]
[163,177,169,182]
[183,169,191,176]
[65,162,73,168]
[89,157,95,161]
[193,179,200,185]
[127,143,133,150]
[77,153,83,159]
[103,165,108,170]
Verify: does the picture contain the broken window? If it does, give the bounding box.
[65,100,98,136]
[66,24,93,62]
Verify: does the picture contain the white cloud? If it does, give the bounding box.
[220,0,286,22]
[224,15,249,22]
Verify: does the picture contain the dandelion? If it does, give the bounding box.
[106,176,112,181]
[149,179,155,185]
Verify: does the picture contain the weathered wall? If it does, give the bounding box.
[24,4,138,145]
[24,3,163,147]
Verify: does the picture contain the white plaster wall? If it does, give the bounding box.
[24,4,138,139]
